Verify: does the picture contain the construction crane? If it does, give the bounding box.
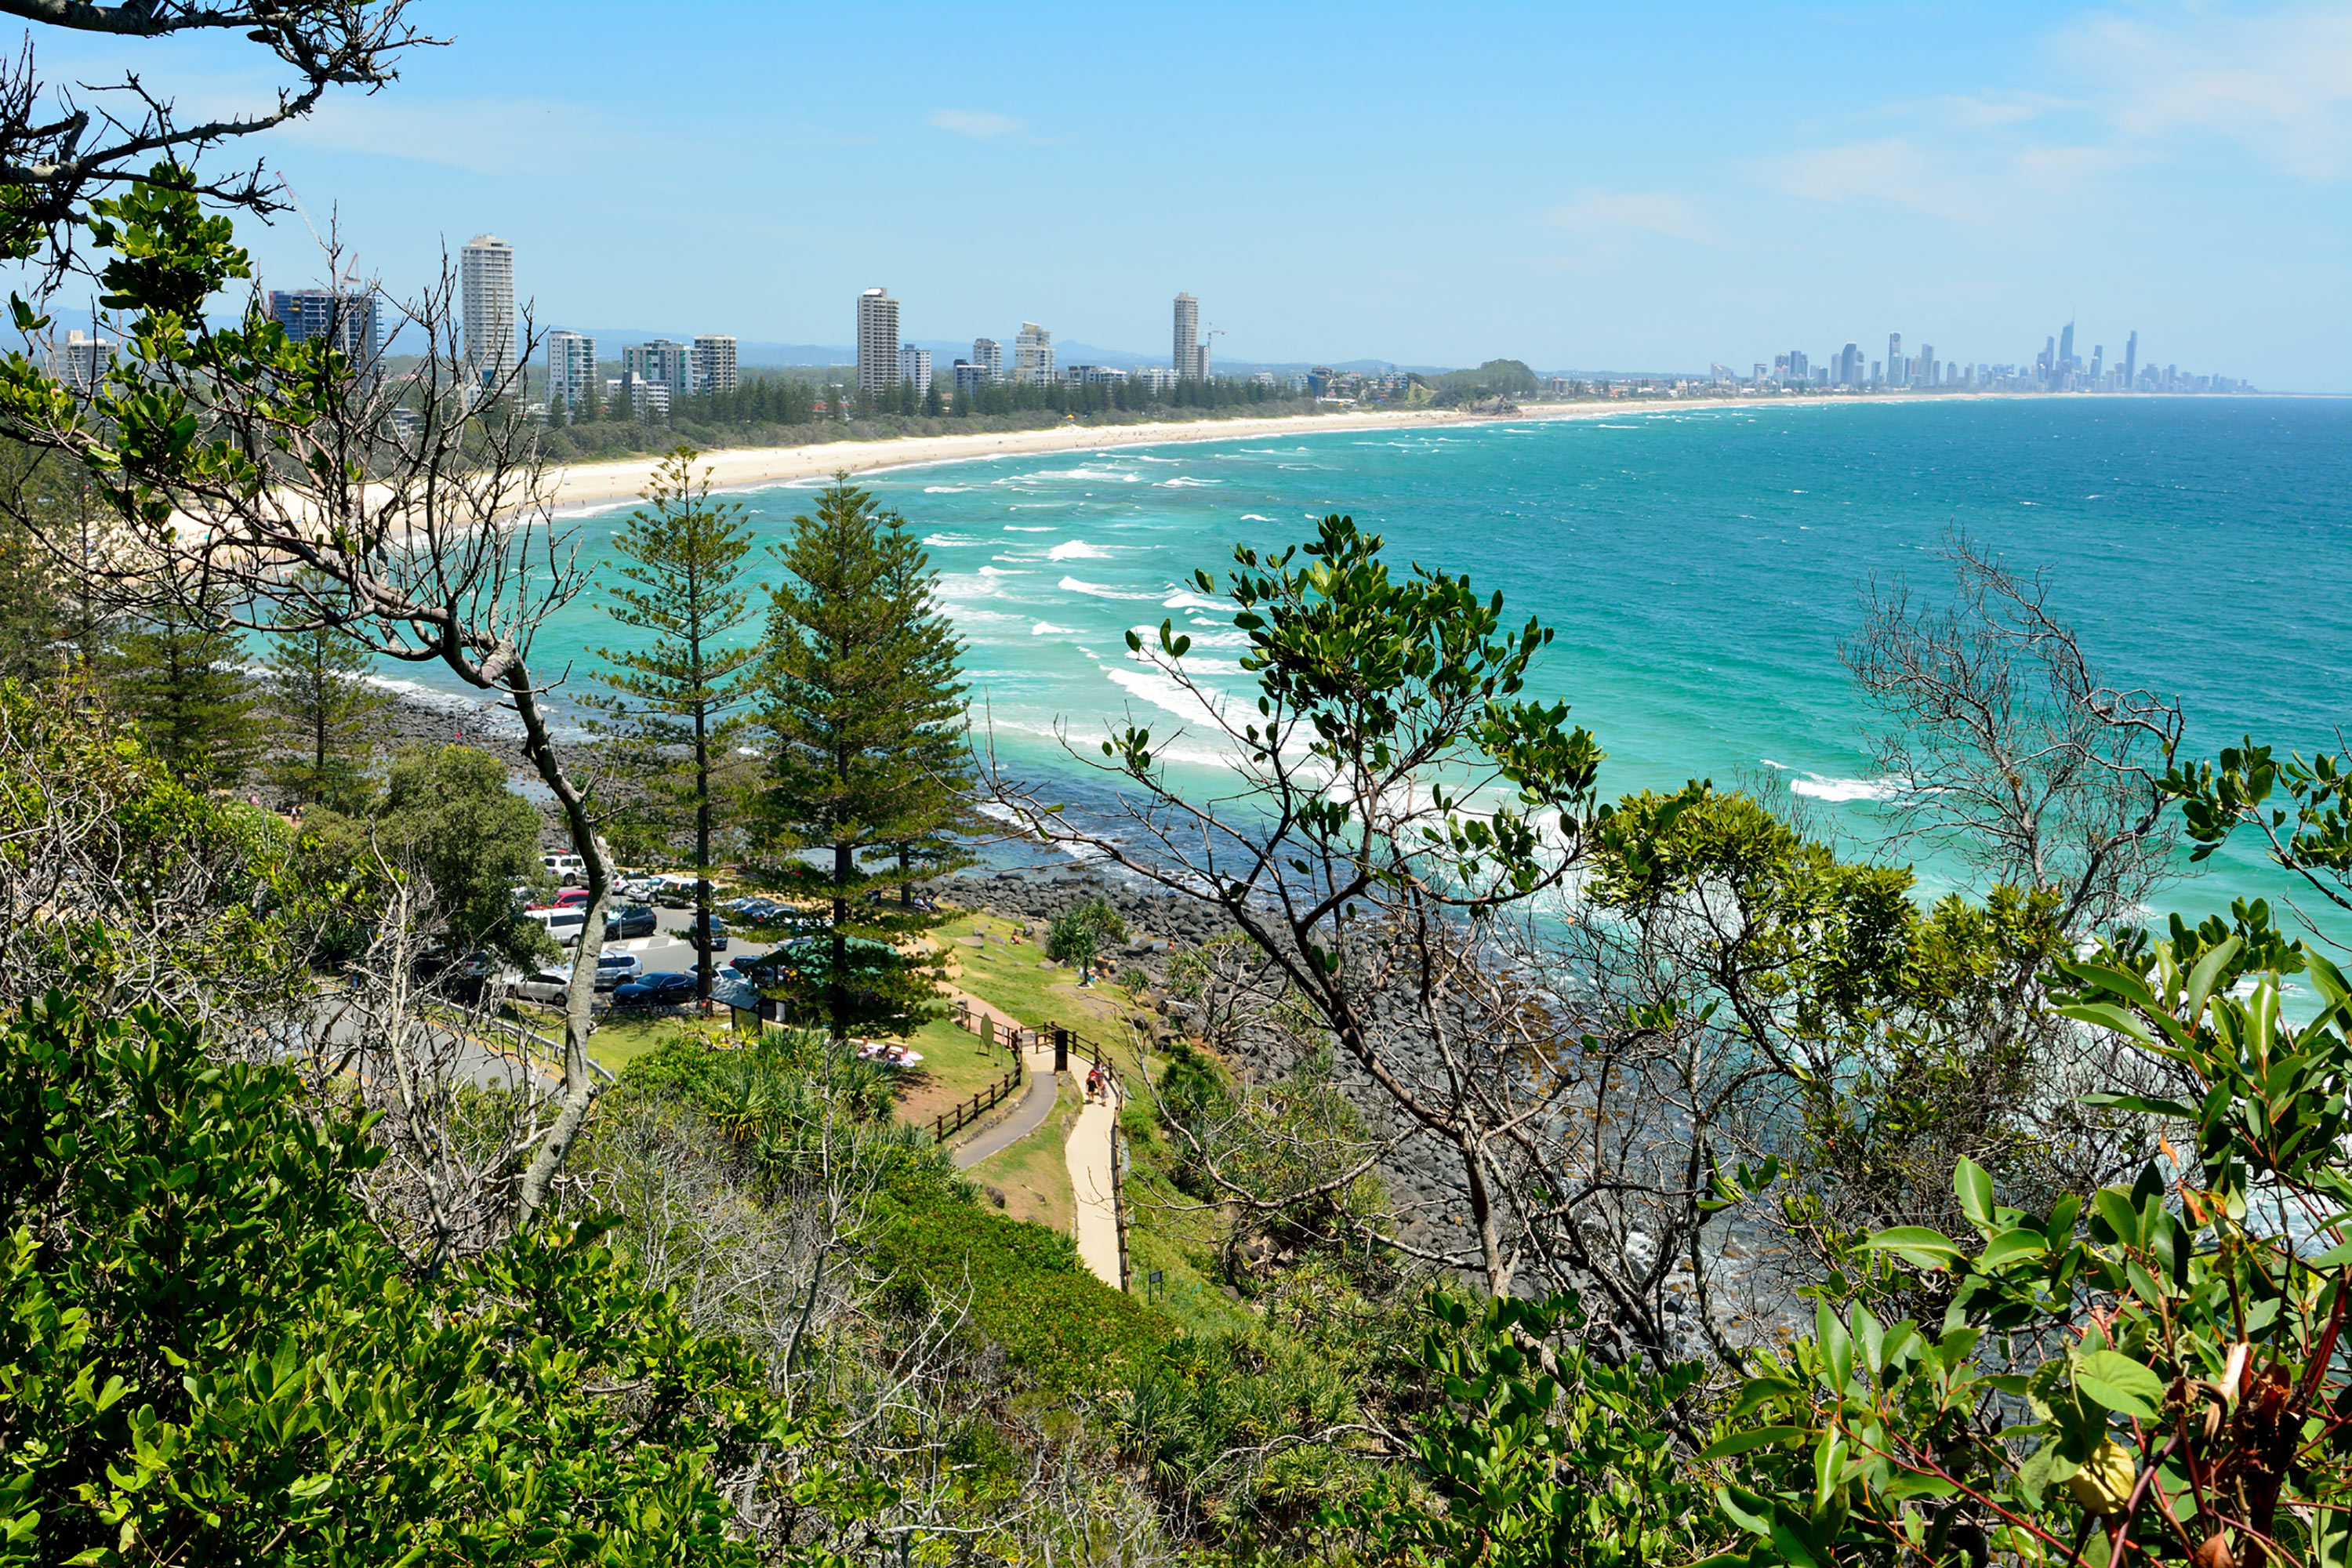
[274,174,364,289]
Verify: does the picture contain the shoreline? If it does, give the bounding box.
[543,390,2041,514]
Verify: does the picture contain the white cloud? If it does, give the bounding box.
[1542,189,1713,243]
[1761,138,1962,216]
[925,108,1025,140]
[2057,5,2352,182]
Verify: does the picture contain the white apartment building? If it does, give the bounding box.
[1136,365,1180,394]
[971,337,1002,379]
[952,360,988,396]
[856,289,899,394]
[459,235,514,389]
[1064,364,1127,386]
[1173,292,1204,380]
[51,329,114,397]
[1013,322,1054,385]
[622,339,691,400]
[898,344,931,397]
[691,334,737,395]
[545,330,598,412]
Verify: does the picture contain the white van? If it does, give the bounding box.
[542,852,587,887]
[521,906,586,947]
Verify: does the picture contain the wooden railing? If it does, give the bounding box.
[930,1054,1023,1144]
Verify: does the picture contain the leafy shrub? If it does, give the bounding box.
[869,1192,1168,1391]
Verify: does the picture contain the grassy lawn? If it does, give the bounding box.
[965,1076,1078,1234]
[934,909,1144,1044]
[891,1015,1023,1131]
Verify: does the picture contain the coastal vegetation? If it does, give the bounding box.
[0,18,2343,1565]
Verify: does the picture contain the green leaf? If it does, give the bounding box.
[1976,1229,2049,1270]
[1954,1159,1995,1229]
[1853,1226,1962,1269]
[2183,935,2242,1026]
[1817,1301,1853,1391]
[2074,1349,2165,1420]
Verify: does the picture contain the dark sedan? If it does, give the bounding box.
[604,903,657,940]
[613,971,697,1007]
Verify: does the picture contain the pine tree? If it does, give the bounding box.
[111,589,261,789]
[262,573,389,807]
[583,445,760,1005]
[752,477,969,1040]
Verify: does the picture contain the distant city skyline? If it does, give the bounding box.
[14,2,2340,392]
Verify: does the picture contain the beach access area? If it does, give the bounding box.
[543,392,1998,513]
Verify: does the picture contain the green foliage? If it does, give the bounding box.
[1431,358,1541,398]
[261,571,388,808]
[1711,904,2352,1568]
[303,742,550,965]
[751,477,969,1038]
[1045,894,1127,976]
[2166,736,2352,916]
[0,987,818,1566]
[106,590,262,790]
[584,445,762,999]
[1358,1289,1715,1568]
[869,1192,1171,1392]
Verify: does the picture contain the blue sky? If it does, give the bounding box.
[26,2,2352,388]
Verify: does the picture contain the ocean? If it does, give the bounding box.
[400,395,2352,944]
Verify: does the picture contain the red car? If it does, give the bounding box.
[549,889,592,910]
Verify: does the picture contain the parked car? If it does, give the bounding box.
[604,903,657,940]
[520,907,586,947]
[614,971,697,1007]
[687,917,730,953]
[541,852,586,887]
[550,888,592,910]
[503,967,574,1005]
[729,898,789,925]
[592,951,642,990]
[617,877,659,902]
[654,879,695,909]
[727,952,785,985]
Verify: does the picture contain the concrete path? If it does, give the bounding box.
[945,988,1058,1172]
[1065,1049,1124,1290]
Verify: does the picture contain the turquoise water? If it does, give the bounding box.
[430,397,2351,939]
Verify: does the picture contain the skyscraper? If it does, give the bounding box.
[898,343,932,397]
[2058,321,2075,374]
[691,335,737,396]
[1918,346,1936,387]
[2123,331,2138,394]
[545,329,597,412]
[1013,322,1054,385]
[269,287,383,361]
[856,289,899,394]
[1172,292,1208,379]
[459,235,514,390]
[49,329,114,398]
[1838,343,1861,387]
[971,337,1002,379]
[2089,345,2103,387]
[1886,332,1902,390]
[623,339,691,401]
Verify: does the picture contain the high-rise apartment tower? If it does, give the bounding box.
[1886,332,1902,389]
[1013,322,1054,385]
[898,344,932,397]
[971,338,1002,379]
[2123,331,2138,394]
[545,329,598,413]
[459,235,515,390]
[691,335,737,396]
[856,289,900,394]
[623,339,692,401]
[1173,292,1209,380]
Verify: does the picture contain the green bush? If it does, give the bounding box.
[869,1192,1169,1391]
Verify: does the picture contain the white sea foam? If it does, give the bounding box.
[921,532,987,547]
[1239,514,1274,522]
[1029,466,1142,483]
[1788,775,1899,803]
[1004,524,1056,531]
[1032,621,1075,635]
[1156,475,1217,488]
[1059,575,1158,600]
[1047,539,1110,560]
[923,485,978,493]
[1161,590,1225,611]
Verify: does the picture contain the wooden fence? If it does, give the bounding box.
[930,1055,1023,1144]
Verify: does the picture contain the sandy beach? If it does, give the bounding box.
[543,394,1965,513]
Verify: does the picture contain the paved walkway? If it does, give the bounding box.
[946,988,1057,1171]
[940,985,1126,1291]
[1064,1050,1123,1290]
